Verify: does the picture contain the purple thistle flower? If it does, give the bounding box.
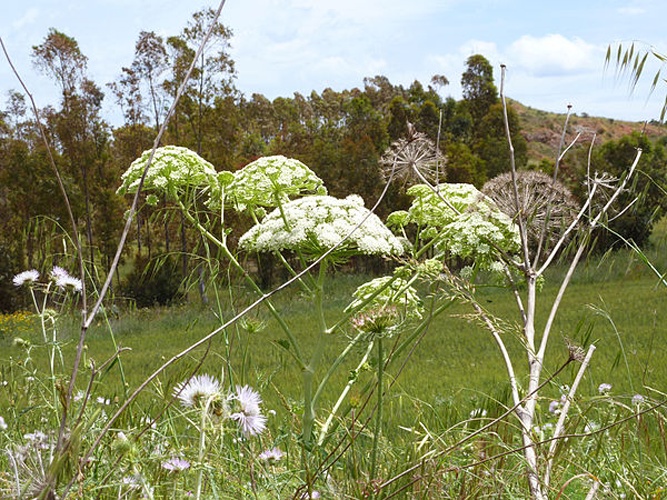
[230,385,267,436]
[162,457,191,471]
[50,266,82,292]
[173,374,222,409]
[598,383,612,394]
[12,270,40,287]
[258,446,284,462]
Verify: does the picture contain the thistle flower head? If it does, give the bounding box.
[118,146,218,203]
[227,155,327,212]
[12,270,40,287]
[238,194,404,261]
[258,446,284,463]
[229,385,267,437]
[162,457,191,472]
[173,374,223,411]
[50,266,82,292]
[598,383,612,394]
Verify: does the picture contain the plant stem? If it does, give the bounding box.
[370,337,384,488]
[302,262,328,471]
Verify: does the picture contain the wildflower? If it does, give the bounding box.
[112,431,132,455]
[548,400,561,414]
[50,266,82,292]
[230,385,267,436]
[346,276,423,323]
[258,447,284,463]
[598,383,612,394]
[118,145,218,204]
[24,431,49,449]
[239,194,403,260]
[631,394,645,405]
[121,474,141,489]
[350,306,399,338]
[227,155,327,212]
[173,374,222,410]
[162,457,191,472]
[96,397,110,405]
[0,416,7,431]
[12,269,40,287]
[389,183,520,270]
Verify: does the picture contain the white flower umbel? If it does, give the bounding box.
[239,194,404,260]
[118,145,218,204]
[346,276,422,321]
[389,183,520,270]
[228,155,327,212]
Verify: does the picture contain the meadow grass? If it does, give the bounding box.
[3,248,666,428]
[2,244,666,497]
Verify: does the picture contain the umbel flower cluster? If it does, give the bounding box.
[227,155,327,212]
[388,183,521,270]
[116,147,519,271]
[238,194,404,260]
[346,276,423,339]
[117,145,218,205]
[173,374,267,437]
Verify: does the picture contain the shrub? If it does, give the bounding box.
[122,254,184,308]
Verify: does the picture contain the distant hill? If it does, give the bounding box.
[507,99,667,164]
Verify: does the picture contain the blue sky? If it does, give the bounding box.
[1,0,667,126]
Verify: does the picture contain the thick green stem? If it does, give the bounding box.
[370,337,384,486]
[317,338,374,446]
[301,261,329,489]
[178,201,305,367]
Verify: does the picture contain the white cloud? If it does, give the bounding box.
[459,40,501,62]
[507,34,601,77]
[12,8,39,30]
[617,0,647,15]
[618,7,645,14]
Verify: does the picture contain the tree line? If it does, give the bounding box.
[1,7,665,311]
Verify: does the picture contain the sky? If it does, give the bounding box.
[1,0,667,127]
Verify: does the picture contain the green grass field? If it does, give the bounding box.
[4,244,665,428]
[2,233,666,498]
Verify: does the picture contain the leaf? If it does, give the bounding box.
[632,53,649,89]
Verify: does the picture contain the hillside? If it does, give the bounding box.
[508,99,667,164]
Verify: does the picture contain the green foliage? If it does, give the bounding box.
[122,253,184,307]
[0,245,22,313]
[583,132,667,250]
[461,54,499,125]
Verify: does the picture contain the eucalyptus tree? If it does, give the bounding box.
[134,31,169,131]
[164,7,237,155]
[461,53,499,126]
[32,29,114,267]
